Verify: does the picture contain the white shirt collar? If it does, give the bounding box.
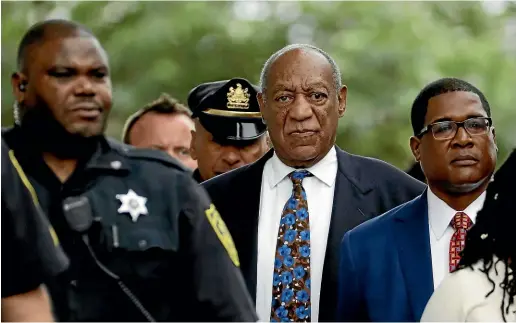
[268,146,338,189]
[427,188,486,240]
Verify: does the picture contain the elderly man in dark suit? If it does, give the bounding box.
[202,44,426,322]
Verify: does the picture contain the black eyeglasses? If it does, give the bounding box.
[417,117,492,140]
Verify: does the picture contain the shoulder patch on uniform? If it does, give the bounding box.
[204,204,240,267]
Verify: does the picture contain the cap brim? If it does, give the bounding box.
[198,114,267,142]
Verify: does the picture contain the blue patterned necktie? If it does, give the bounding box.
[271,170,313,322]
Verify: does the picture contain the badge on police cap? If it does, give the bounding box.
[116,189,148,222]
[227,83,250,110]
[187,78,267,142]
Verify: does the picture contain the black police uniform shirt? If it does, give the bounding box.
[2,126,257,322]
[1,138,70,298]
[192,168,203,183]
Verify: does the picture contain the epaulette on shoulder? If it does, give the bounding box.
[107,138,188,172]
[128,148,188,172]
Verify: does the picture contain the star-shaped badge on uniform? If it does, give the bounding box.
[116,189,148,222]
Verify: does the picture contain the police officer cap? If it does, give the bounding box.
[188,78,267,143]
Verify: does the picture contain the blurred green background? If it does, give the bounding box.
[2,1,515,169]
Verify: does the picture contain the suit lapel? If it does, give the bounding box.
[319,148,374,321]
[393,191,433,321]
[232,149,273,300]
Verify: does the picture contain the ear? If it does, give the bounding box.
[409,136,422,162]
[490,127,498,152]
[11,72,27,103]
[337,85,347,117]
[190,129,198,160]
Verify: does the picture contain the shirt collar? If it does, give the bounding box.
[427,188,486,240]
[268,146,338,188]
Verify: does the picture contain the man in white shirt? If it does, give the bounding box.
[202,44,425,322]
[336,77,498,322]
[421,149,516,322]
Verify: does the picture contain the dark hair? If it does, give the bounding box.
[457,150,516,322]
[259,44,342,92]
[16,19,95,72]
[410,77,491,136]
[122,93,192,144]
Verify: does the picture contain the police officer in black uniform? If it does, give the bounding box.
[188,78,269,183]
[4,19,257,322]
[2,138,69,322]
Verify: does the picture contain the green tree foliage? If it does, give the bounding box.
[2,1,515,168]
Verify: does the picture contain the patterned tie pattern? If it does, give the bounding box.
[270,170,313,322]
[449,212,473,272]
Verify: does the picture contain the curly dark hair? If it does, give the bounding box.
[457,150,516,321]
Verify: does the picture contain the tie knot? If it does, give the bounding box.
[451,212,473,231]
[288,170,313,185]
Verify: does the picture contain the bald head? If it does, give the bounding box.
[256,44,347,169]
[259,44,342,93]
[17,19,96,72]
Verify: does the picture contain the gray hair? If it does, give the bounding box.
[259,44,342,93]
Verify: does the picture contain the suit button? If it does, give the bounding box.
[138,239,147,249]
[70,280,78,287]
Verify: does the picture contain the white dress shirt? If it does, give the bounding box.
[256,147,337,322]
[427,188,486,289]
[421,257,515,322]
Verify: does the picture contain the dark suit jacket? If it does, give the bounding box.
[202,147,426,321]
[336,191,433,322]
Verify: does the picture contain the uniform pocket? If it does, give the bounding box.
[106,225,180,281]
[114,226,178,252]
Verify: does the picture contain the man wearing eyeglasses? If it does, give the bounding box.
[336,77,497,322]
